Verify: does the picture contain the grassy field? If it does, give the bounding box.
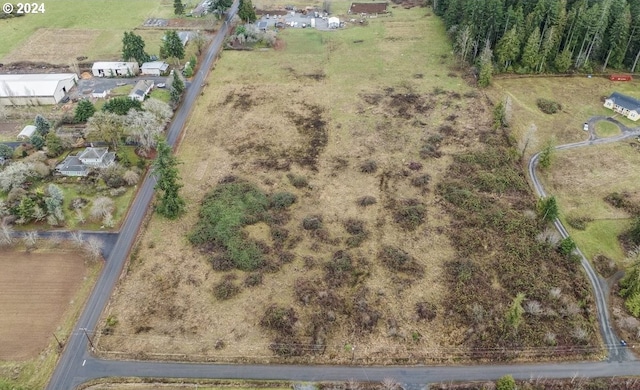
[97,4,599,364]
[595,120,621,137]
[539,142,640,265]
[0,0,210,63]
[0,246,101,389]
[489,76,640,158]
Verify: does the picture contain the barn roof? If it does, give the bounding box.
[0,73,78,98]
[349,2,388,13]
[607,92,640,111]
[92,62,138,70]
[141,61,169,71]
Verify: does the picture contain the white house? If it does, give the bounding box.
[91,62,140,77]
[328,17,340,28]
[129,79,154,102]
[56,147,116,176]
[0,73,78,106]
[604,92,640,121]
[141,61,169,76]
[92,87,110,99]
[17,125,36,140]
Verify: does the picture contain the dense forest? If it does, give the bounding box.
[433,0,640,74]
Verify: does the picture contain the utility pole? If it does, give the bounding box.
[81,328,95,351]
[52,333,64,349]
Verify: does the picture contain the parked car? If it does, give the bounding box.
[60,96,70,103]
[156,83,166,88]
[583,122,589,131]
[621,339,628,347]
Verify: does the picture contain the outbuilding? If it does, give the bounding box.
[17,125,36,140]
[604,92,640,121]
[91,62,139,78]
[0,73,78,106]
[328,17,340,28]
[141,61,169,76]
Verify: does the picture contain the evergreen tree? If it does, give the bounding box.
[122,31,150,65]
[170,74,185,104]
[521,27,541,70]
[174,0,184,15]
[209,0,233,18]
[495,27,521,71]
[30,134,45,150]
[162,30,185,65]
[620,248,640,317]
[153,137,185,219]
[477,40,493,87]
[537,196,559,222]
[34,115,50,137]
[603,0,631,70]
[238,0,257,23]
[74,99,96,123]
[45,133,64,157]
[554,48,573,71]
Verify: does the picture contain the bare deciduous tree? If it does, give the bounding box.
[123,170,140,186]
[23,231,39,250]
[90,197,115,221]
[380,378,401,390]
[84,236,104,261]
[0,223,14,247]
[75,208,86,225]
[70,231,84,247]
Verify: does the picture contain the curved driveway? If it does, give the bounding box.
[45,28,640,390]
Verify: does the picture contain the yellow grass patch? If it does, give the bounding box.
[2,28,102,64]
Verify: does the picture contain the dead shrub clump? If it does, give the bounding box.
[287,174,309,189]
[244,272,263,287]
[324,250,355,287]
[357,196,377,207]
[536,98,562,114]
[378,245,424,276]
[213,278,241,300]
[344,218,370,247]
[260,305,298,335]
[411,174,431,188]
[302,215,323,230]
[415,301,437,321]
[360,160,378,174]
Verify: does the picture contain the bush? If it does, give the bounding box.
[324,250,354,288]
[210,255,235,271]
[411,174,431,188]
[260,305,297,335]
[536,98,562,114]
[496,375,516,390]
[378,245,424,276]
[270,192,297,210]
[360,160,378,174]
[356,196,377,207]
[287,173,308,188]
[566,214,593,230]
[213,279,241,300]
[344,218,369,247]
[302,215,323,230]
[100,164,126,188]
[408,161,422,171]
[393,199,426,230]
[244,272,263,287]
[415,301,437,321]
[103,97,142,115]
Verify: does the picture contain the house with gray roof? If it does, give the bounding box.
[129,80,154,102]
[604,92,640,121]
[56,147,116,176]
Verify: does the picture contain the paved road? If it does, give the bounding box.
[528,117,640,364]
[45,4,238,389]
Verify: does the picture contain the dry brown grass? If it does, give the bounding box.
[0,249,88,360]
[2,28,102,64]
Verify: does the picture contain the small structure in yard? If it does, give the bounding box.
[91,62,139,78]
[17,125,36,140]
[56,146,116,177]
[177,31,191,46]
[604,92,640,121]
[328,16,340,28]
[349,2,388,15]
[257,21,268,31]
[609,74,633,81]
[92,87,109,99]
[128,80,154,102]
[0,73,78,106]
[141,61,169,76]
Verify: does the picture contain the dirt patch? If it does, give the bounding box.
[255,9,289,16]
[0,121,21,140]
[349,3,389,14]
[2,28,102,64]
[0,250,87,360]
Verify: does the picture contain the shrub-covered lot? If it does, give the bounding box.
[97,4,599,363]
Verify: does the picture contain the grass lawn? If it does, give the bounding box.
[595,120,621,137]
[540,142,640,265]
[149,88,171,103]
[0,0,179,62]
[489,76,640,158]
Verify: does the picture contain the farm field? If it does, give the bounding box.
[0,0,208,64]
[0,247,101,389]
[97,4,600,363]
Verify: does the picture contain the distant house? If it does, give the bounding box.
[129,80,154,102]
[141,61,169,76]
[91,62,140,78]
[17,125,36,140]
[349,2,388,14]
[56,147,116,176]
[604,92,640,121]
[0,73,78,106]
